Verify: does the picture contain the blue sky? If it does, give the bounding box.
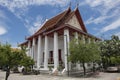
[0,0,120,47]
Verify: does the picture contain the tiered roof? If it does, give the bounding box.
[27,7,87,40]
[20,7,100,46]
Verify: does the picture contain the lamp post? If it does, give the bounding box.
[64,35,69,76]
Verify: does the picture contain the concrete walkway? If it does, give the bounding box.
[0,70,120,80]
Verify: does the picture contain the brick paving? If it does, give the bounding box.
[0,70,120,80]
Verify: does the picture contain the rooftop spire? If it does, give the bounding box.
[74,2,79,11]
[77,2,79,8]
[69,1,71,8]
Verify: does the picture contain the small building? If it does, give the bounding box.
[21,7,100,72]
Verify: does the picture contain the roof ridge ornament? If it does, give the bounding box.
[77,3,79,8]
[69,1,71,8]
[74,1,79,11]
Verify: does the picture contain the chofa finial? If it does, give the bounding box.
[69,1,71,8]
[74,1,79,10]
[76,1,79,8]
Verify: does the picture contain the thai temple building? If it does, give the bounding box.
[20,7,100,73]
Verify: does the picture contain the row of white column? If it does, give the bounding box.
[27,29,70,71]
[27,29,96,70]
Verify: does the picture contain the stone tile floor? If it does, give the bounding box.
[0,70,120,80]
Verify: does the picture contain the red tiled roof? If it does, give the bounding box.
[27,7,71,40]
[36,8,71,34]
[27,7,88,40]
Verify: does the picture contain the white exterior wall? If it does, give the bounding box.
[58,36,64,64]
[28,36,64,68]
[47,36,64,53]
[29,35,65,69]
[48,37,54,51]
[41,36,65,65]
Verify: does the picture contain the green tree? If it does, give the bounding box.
[0,43,23,80]
[100,35,120,69]
[86,42,100,71]
[19,45,35,74]
[20,56,34,74]
[0,43,34,80]
[69,39,100,75]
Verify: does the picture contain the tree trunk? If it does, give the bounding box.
[5,67,10,80]
[82,62,86,76]
[92,62,95,72]
[102,57,106,69]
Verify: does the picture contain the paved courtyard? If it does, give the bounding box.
[0,70,120,80]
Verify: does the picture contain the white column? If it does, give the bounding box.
[75,32,78,42]
[64,29,70,71]
[53,32,59,69]
[88,38,91,43]
[31,47,33,58]
[32,38,35,59]
[82,35,85,44]
[37,35,42,69]
[30,47,32,57]
[94,39,96,43]
[28,40,31,56]
[44,35,48,69]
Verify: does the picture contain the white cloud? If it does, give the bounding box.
[85,0,103,7]
[0,10,6,19]
[0,10,8,35]
[82,0,120,25]
[100,18,120,33]
[0,26,7,35]
[0,10,9,21]
[25,16,44,35]
[0,0,70,12]
[0,0,70,34]
[79,0,120,35]
[85,0,120,11]
[85,11,118,25]
[85,16,107,24]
